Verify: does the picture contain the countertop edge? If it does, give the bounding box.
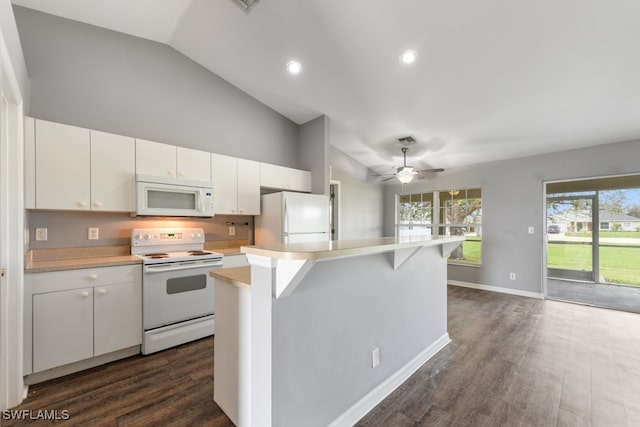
[25,256,143,273]
[210,266,251,289]
[241,236,465,261]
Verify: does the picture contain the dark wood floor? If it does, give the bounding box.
[7,286,640,426]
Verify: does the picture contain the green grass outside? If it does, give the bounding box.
[449,239,481,265]
[547,243,640,286]
[447,238,640,286]
[565,231,640,238]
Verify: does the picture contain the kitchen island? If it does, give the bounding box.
[210,235,464,427]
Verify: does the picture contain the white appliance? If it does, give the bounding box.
[135,174,214,217]
[255,192,330,245]
[131,228,223,354]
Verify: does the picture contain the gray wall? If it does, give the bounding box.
[13,6,299,167]
[384,139,640,296]
[268,246,447,426]
[330,147,384,239]
[299,115,329,195]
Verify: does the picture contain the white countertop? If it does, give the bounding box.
[241,235,465,261]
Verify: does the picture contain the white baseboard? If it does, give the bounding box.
[448,280,543,299]
[329,333,451,427]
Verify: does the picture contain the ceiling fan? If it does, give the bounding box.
[379,146,444,184]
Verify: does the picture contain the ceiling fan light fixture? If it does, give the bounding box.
[397,166,415,184]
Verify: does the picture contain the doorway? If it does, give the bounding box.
[545,176,640,313]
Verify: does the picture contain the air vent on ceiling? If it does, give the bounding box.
[230,0,261,13]
[398,136,419,146]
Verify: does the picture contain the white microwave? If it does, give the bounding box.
[135,174,214,217]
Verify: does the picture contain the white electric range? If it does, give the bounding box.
[131,228,223,354]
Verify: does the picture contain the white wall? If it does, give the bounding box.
[0,0,28,410]
[330,147,384,239]
[383,139,640,296]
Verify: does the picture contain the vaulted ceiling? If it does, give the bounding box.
[12,0,640,176]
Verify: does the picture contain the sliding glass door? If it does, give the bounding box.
[546,195,597,282]
[546,176,640,312]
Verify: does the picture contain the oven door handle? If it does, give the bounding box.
[144,262,222,274]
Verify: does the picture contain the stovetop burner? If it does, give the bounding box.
[188,250,212,256]
[145,252,169,258]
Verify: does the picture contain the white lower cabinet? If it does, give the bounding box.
[94,281,143,356]
[27,265,142,374]
[33,288,94,372]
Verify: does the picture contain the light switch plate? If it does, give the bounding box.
[528,226,534,234]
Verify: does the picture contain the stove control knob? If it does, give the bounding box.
[144,234,152,240]
[134,234,143,241]
[196,232,202,238]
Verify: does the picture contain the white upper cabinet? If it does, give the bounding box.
[177,146,211,182]
[35,119,91,210]
[31,119,135,212]
[260,162,311,193]
[135,139,177,177]
[90,130,135,211]
[212,154,260,215]
[212,153,237,214]
[136,139,211,182]
[237,159,260,215]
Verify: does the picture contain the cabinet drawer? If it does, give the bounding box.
[30,265,142,294]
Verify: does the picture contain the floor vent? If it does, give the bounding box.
[230,0,261,13]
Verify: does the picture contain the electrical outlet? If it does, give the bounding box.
[372,347,380,368]
[509,272,516,280]
[35,228,48,241]
[88,227,99,240]
[229,226,236,236]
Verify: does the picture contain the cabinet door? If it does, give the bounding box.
[35,120,91,210]
[94,281,142,356]
[177,147,211,182]
[135,139,177,177]
[212,153,238,214]
[286,168,312,192]
[91,130,135,211]
[237,159,260,215]
[33,288,94,372]
[259,162,288,189]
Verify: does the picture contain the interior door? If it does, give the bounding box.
[546,195,597,282]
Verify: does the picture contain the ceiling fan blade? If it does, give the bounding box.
[382,176,397,182]
[418,168,445,173]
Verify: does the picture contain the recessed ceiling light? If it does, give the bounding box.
[286,60,303,75]
[400,50,418,64]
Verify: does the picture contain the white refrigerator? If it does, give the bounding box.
[255,192,330,245]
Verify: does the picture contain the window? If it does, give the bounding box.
[397,193,433,236]
[397,188,482,265]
